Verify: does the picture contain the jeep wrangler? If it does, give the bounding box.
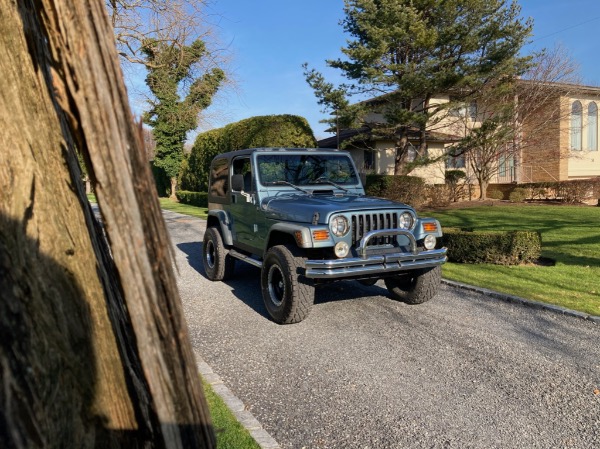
[202,148,447,324]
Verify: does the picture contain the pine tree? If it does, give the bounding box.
[306,0,532,175]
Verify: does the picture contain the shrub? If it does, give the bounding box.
[441,228,541,265]
[487,189,504,200]
[176,190,208,208]
[426,184,451,208]
[365,174,426,207]
[180,115,317,191]
[508,187,528,203]
[518,179,600,203]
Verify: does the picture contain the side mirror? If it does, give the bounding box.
[231,174,244,192]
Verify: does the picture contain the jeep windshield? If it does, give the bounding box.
[257,154,359,187]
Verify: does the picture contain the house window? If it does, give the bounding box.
[445,150,465,169]
[363,150,374,170]
[498,154,514,178]
[571,101,582,151]
[588,102,598,151]
[468,102,477,120]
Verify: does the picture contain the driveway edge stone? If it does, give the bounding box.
[195,350,281,449]
[442,278,600,324]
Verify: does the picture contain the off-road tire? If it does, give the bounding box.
[261,245,314,324]
[202,227,235,281]
[384,266,441,304]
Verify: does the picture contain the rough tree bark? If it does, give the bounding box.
[0,1,214,448]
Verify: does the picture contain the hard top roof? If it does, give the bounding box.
[211,147,347,161]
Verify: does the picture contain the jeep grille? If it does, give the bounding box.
[351,212,399,246]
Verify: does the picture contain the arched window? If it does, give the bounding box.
[571,101,582,151]
[588,102,598,151]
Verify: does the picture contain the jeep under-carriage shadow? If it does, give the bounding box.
[202,148,447,324]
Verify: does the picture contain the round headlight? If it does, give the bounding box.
[399,211,415,230]
[334,241,350,258]
[423,234,437,250]
[330,215,349,237]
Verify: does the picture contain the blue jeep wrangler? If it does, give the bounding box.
[203,148,447,324]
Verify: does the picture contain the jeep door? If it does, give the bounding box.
[229,156,265,254]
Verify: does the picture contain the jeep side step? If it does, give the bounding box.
[228,249,263,269]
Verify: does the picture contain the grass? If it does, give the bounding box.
[88,194,208,219]
[424,204,600,316]
[158,197,209,219]
[202,379,261,449]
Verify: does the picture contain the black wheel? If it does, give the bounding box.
[261,245,314,324]
[384,266,441,304]
[202,227,235,281]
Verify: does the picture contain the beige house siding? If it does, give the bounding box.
[564,94,600,179]
[323,81,600,187]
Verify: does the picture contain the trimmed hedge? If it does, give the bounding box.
[440,228,542,265]
[180,114,317,192]
[365,174,426,207]
[488,178,600,203]
[175,190,208,208]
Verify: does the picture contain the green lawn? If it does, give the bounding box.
[202,379,261,449]
[425,204,600,316]
[89,195,208,219]
[158,198,209,219]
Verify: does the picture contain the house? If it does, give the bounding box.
[318,80,600,191]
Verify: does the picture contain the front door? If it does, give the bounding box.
[229,156,264,254]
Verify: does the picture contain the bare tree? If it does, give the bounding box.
[108,1,206,64]
[1,1,214,447]
[451,44,583,199]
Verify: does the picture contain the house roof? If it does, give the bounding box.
[317,125,461,149]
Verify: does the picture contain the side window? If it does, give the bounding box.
[232,157,253,192]
[209,157,229,198]
[588,102,597,151]
[571,101,582,151]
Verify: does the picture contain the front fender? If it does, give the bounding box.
[414,218,443,240]
[267,222,332,249]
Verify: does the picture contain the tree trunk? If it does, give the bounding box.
[0,1,214,448]
[479,178,489,200]
[170,177,178,201]
[394,127,410,175]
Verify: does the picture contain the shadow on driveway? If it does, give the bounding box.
[176,241,393,322]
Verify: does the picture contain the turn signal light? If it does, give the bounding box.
[313,230,330,241]
[423,222,437,232]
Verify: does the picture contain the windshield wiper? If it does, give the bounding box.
[311,177,350,192]
[270,180,312,194]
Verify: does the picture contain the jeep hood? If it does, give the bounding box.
[261,193,411,224]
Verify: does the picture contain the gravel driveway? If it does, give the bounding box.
[164,209,600,449]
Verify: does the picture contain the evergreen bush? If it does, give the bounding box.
[508,187,528,203]
[180,115,316,192]
[441,228,541,265]
[175,190,208,208]
[365,174,426,207]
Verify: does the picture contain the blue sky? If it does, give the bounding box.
[176,0,600,141]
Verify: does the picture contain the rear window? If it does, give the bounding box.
[209,157,229,198]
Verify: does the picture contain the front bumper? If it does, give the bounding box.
[305,228,447,279]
